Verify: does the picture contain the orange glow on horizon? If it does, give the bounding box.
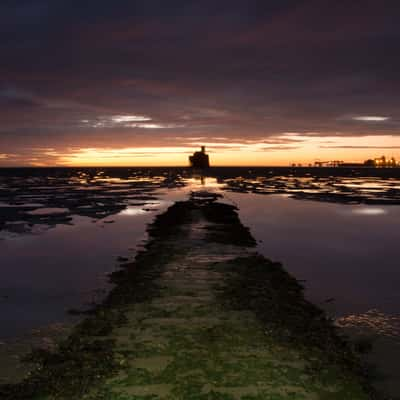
[1,135,400,167]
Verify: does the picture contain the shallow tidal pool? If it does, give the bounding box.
[1,168,400,397]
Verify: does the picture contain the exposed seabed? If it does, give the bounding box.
[0,192,376,400]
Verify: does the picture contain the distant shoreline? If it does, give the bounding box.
[1,165,400,169]
[1,165,400,178]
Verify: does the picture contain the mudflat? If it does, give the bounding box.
[0,195,372,399]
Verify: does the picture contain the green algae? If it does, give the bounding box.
[0,204,189,400]
[212,256,351,356]
[201,203,256,247]
[0,199,374,400]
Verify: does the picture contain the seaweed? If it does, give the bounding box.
[0,199,376,400]
[213,255,378,397]
[0,202,193,400]
[201,203,256,247]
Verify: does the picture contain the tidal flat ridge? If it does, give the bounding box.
[0,193,374,400]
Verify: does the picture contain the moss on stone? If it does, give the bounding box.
[0,200,374,400]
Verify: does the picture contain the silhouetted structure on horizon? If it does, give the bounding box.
[367,155,398,167]
[189,146,210,168]
[312,155,399,168]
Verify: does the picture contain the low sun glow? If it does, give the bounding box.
[3,134,397,167]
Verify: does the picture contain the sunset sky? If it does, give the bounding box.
[1,1,399,166]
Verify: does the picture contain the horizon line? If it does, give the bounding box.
[0,164,393,169]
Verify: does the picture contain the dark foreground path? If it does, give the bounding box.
[1,193,372,400]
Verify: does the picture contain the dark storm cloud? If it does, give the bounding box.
[1,0,400,157]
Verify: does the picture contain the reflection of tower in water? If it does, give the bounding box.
[190,173,206,186]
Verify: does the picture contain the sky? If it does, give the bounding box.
[1,0,400,166]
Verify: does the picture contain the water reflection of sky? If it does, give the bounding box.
[1,171,400,396]
[350,207,387,215]
[119,207,148,216]
[2,173,399,335]
[0,193,179,340]
[227,192,400,396]
[228,193,400,316]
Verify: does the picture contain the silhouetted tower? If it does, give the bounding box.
[189,146,210,168]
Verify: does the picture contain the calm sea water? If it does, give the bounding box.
[1,167,400,396]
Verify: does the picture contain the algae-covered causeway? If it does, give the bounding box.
[0,195,372,400]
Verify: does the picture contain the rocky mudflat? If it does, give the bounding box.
[0,194,372,400]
